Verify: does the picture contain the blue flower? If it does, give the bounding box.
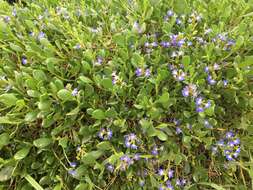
[69,162,77,168]
[168,169,174,179]
[225,154,233,161]
[207,75,216,85]
[145,69,151,77]
[124,133,139,149]
[223,80,228,87]
[68,169,77,176]
[182,84,198,97]
[38,32,45,40]
[73,44,81,49]
[22,57,27,65]
[167,10,174,17]
[166,180,174,190]
[135,68,142,77]
[71,88,78,96]
[139,180,145,187]
[98,128,113,140]
[151,146,158,155]
[106,164,114,172]
[120,155,133,171]
[225,131,234,139]
[133,153,141,161]
[160,41,170,48]
[176,18,182,25]
[204,120,212,128]
[176,127,182,134]
[158,168,165,176]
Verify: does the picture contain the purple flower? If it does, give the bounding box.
[182,87,189,97]
[71,88,78,96]
[38,32,45,40]
[204,100,211,109]
[217,139,225,146]
[160,41,170,48]
[133,153,141,161]
[21,57,27,65]
[176,127,182,134]
[225,131,234,139]
[135,68,142,77]
[120,155,133,171]
[187,41,193,46]
[213,63,220,70]
[73,44,81,49]
[133,21,142,33]
[204,66,209,73]
[176,18,182,25]
[225,154,233,161]
[182,84,198,97]
[166,180,174,190]
[151,146,158,155]
[98,128,113,140]
[69,162,77,168]
[195,97,203,105]
[4,16,11,23]
[167,10,174,17]
[217,34,227,41]
[176,179,182,186]
[124,133,139,149]
[158,168,165,176]
[12,9,17,17]
[207,75,216,85]
[144,42,150,47]
[204,28,212,35]
[228,140,235,147]
[151,42,158,47]
[106,164,114,172]
[145,69,151,77]
[223,80,228,86]
[168,169,174,179]
[196,106,204,112]
[177,39,185,47]
[139,180,145,187]
[204,120,212,128]
[233,138,240,145]
[68,169,77,176]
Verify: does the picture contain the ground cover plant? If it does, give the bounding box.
[0,0,253,189]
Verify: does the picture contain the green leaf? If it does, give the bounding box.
[57,89,73,101]
[101,78,113,90]
[96,141,112,150]
[0,133,10,149]
[0,93,18,106]
[182,56,191,69]
[82,151,103,165]
[14,147,31,160]
[173,0,190,14]
[198,182,226,190]
[0,166,14,182]
[113,33,125,46]
[10,43,23,52]
[33,70,47,81]
[75,183,89,190]
[25,174,44,190]
[158,92,170,104]
[92,109,105,120]
[155,130,168,141]
[33,138,52,148]
[78,76,93,84]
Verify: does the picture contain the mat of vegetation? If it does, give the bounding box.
[0,0,253,189]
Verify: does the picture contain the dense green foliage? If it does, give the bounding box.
[0,0,253,189]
